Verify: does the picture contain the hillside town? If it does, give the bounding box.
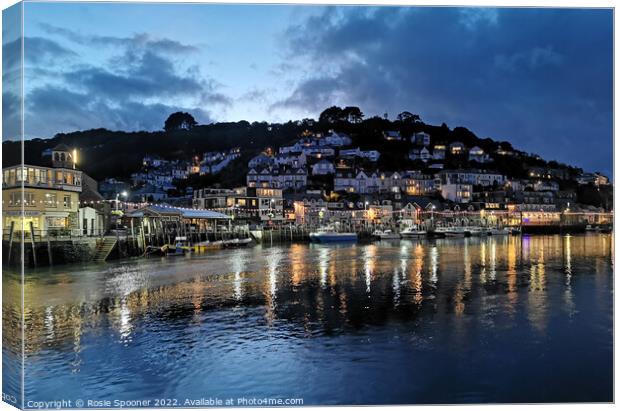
[3,124,612,255]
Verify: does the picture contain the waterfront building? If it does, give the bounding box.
[3,155,82,234]
[403,173,436,196]
[227,187,284,222]
[192,188,235,209]
[513,190,557,211]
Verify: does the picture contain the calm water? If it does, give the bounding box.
[3,234,614,406]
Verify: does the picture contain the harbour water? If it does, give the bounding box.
[3,234,613,406]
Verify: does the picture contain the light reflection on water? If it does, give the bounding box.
[2,234,614,405]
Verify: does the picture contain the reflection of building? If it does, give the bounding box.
[3,146,82,234]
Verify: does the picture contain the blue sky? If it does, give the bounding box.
[2,3,613,176]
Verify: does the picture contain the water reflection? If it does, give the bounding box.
[2,234,613,404]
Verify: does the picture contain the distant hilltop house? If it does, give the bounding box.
[432,145,446,160]
[449,141,466,155]
[383,130,404,141]
[468,146,490,163]
[200,148,240,175]
[408,147,431,162]
[528,166,571,180]
[411,131,431,146]
[312,159,336,176]
[339,147,380,162]
[577,172,609,186]
[322,131,352,147]
[248,153,274,169]
[274,152,306,168]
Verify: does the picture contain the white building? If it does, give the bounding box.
[323,131,352,147]
[312,159,336,175]
[247,167,307,190]
[408,147,431,162]
[411,132,430,146]
[78,206,104,236]
[441,183,472,203]
[468,146,489,163]
[274,152,307,168]
[449,142,466,155]
[248,153,274,169]
[339,147,380,162]
[432,145,446,160]
[437,170,505,187]
[383,130,403,141]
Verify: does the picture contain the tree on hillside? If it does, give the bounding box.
[164,112,197,132]
[342,106,364,123]
[397,111,421,123]
[319,106,344,124]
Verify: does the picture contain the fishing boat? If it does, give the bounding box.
[400,226,427,238]
[510,227,522,235]
[309,226,358,243]
[372,229,401,240]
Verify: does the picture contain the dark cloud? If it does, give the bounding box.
[22,25,230,138]
[277,7,613,175]
[40,23,199,55]
[24,85,213,137]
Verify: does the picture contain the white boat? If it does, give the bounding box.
[400,226,427,238]
[373,229,401,240]
[310,226,358,243]
[443,227,466,237]
[465,227,486,236]
[488,227,510,235]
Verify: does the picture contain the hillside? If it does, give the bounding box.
[3,108,584,186]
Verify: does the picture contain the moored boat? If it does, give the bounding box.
[400,226,427,238]
[373,229,401,240]
[310,226,358,243]
[488,227,510,235]
[442,227,466,237]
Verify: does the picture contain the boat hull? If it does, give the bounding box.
[310,233,358,243]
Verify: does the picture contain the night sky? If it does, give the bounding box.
[2,4,613,176]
